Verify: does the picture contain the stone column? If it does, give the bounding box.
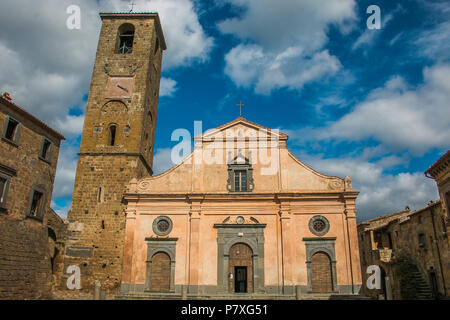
[343,193,362,293]
[94,280,101,300]
[280,208,294,295]
[188,210,201,294]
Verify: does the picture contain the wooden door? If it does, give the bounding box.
[228,243,253,293]
[150,252,171,292]
[311,252,333,293]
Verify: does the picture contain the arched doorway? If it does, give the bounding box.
[311,251,333,293]
[149,252,171,292]
[228,243,253,293]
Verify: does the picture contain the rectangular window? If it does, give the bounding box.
[29,190,43,217]
[387,232,393,249]
[40,137,52,161]
[3,116,20,142]
[418,233,426,248]
[234,170,247,192]
[234,171,240,191]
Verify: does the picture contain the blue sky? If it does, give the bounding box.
[0,0,449,222]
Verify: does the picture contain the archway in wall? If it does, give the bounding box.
[311,251,333,293]
[228,243,253,293]
[149,252,171,292]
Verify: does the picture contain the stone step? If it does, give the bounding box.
[116,292,372,300]
[117,293,183,300]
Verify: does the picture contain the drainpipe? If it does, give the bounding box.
[279,209,285,295]
[430,205,447,296]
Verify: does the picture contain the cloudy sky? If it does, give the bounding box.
[0,0,449,222]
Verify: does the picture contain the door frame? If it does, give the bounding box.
[144,238,177,292]
[304,237,338,293]
[214,223,266,294]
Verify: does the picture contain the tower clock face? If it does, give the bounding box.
[106,76,135,98]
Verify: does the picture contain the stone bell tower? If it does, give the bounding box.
[61,12,166,295]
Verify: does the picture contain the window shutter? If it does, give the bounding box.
[13,122,21,143]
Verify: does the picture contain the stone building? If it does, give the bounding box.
[118,117,363,299]
[357,151,450,300]
[0,92,65,299]
[60,12,166,296]
[426,150,450,235]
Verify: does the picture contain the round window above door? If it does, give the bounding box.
[308,215,330,236]
[152,216,173,236]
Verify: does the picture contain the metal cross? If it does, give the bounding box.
[129,2,136,12]
[236,100,245,117]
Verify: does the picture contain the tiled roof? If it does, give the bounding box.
[425,150,450,177]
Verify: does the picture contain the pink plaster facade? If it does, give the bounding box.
[120,118,362,297]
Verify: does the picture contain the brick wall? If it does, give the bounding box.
[0,218,53,299]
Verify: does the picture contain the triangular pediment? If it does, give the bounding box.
[228,151,251,165]
[194,117,288,142]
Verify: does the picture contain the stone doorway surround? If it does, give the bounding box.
[144,237,177,292]
[304,237,338,293]
[214,222,266,294]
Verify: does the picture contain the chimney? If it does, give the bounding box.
[2,92,12,101]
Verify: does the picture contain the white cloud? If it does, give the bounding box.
[219,0,356,93]
[54,114,85,138]
[299,152,438,222]
[153,148,176,175]
[291,64,450,155]
[51,200,71,219]
[160,77,178,97]
[414,21,450,61]
[53,142,79,199]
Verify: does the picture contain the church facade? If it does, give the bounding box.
[120,118,362,298]
[60,11,362,299]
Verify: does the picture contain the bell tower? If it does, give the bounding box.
[62,12,166,295]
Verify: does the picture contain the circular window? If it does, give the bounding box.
[236,216,245,224]
[152,216,173,236]
[309,215,330,236]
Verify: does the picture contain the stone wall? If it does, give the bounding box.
[0,95,64,299]
[0,218,53,299]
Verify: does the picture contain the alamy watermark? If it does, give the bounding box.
[366,265,382,289]
[66,265,81,290]
[66,5,81,30]
[367,5,381,30]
